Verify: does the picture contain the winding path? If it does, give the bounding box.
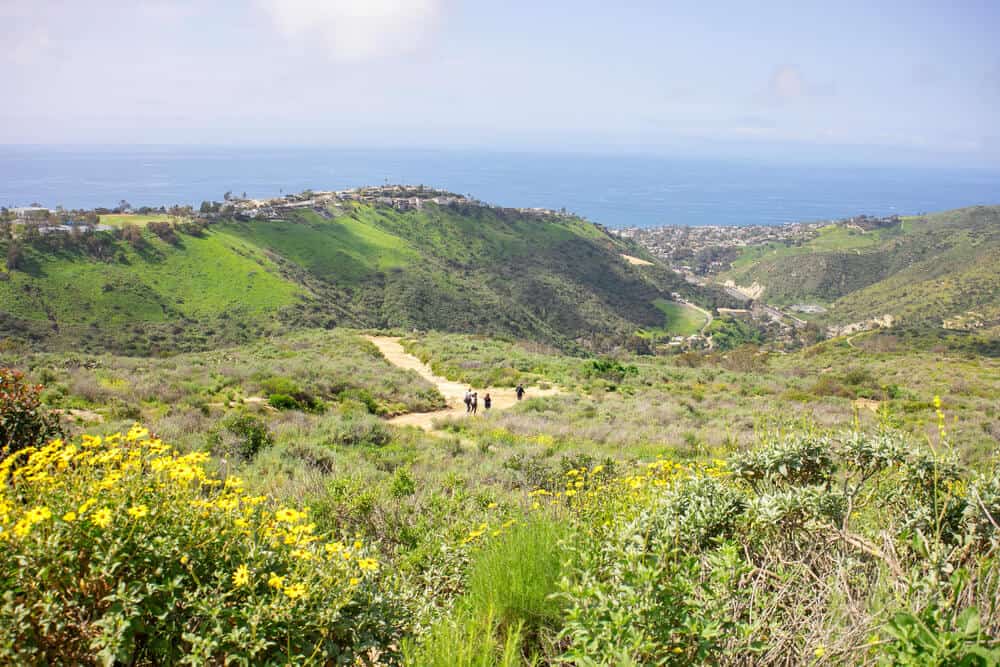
[365,336,560,430]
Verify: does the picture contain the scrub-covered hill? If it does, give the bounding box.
[0,200,732,353]
[723,205,1000,334]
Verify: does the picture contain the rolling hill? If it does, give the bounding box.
[722,205,1000,335]
[0,200,733,353]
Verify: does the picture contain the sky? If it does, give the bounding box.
[3,0,1000,166]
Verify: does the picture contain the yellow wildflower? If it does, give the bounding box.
[91,508,113,529]
[62,511,77,522]
[127,505,149,520]
[283,583,307,600]
[13,519,32,538]
[232,564,250,587]
[357,558,379,572]
[267,572,285,590]
[26,506,52,523]
[274,507,303,523]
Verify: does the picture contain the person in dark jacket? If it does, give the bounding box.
[515,384,525,401]
[471,392,478,414]
[483,393,492,411]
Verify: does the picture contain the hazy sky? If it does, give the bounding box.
[3,0,1000,165]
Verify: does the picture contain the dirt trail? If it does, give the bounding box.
[621,254,654,266]
[365,336,560,430]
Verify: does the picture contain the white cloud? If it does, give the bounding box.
[257,0,443,62]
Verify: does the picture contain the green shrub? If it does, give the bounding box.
[391,467,417,498]
[0,427,400,664]
[881,605,1000,665]
[585,358,638,384]
[338,388,381,415]
[331,415,392,447]
[261,376,323,412]
[0,368,63,459]
[208,412,273,460]
[267,392,299,410]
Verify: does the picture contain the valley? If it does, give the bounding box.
[2,192,999,665]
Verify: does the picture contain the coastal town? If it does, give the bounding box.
[614,214,901,276]
[214,185,572,223]
[2,185,576,236]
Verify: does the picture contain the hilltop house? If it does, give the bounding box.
[13,206,49,220]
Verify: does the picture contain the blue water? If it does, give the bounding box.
[1,146,997,228]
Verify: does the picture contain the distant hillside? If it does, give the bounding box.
[722,205,1000,333]
[0,201,733,353]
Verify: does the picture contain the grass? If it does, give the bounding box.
[98,214,181,227]
[405,518,570,665]
[720,206,1000,331]
[651,299,709,336]
[221,211,416,283]
[727,222,901,273]
[404,330,1000,463]
[3,325,1000,663]
[2,202,722,352]
[466,519,569,632]
[0,227,300,325]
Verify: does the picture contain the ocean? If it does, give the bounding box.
[1,146,997,228]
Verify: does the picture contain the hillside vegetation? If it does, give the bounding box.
[3,328,1000,664]
[724,206,1000,333]
[0,203,733,353]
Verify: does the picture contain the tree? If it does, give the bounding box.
[117,199,131,213]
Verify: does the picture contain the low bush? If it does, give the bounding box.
[0,427,400,664]
[208,412,274,460]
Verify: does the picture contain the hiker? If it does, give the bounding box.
[471,392,478,414]
[515,383,525,401]
[483,393,492,411]
[464,388,473,414]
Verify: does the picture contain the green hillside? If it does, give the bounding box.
[0,202,733,353]
[723,205,1000,332]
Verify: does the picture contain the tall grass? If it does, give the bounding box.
[405,518,571,665]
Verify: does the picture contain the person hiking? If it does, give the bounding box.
[464,389,473,414]
[471,392,478,414]
[483,393,492,411]
[515,383,525,401]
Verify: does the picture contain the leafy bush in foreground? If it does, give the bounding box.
[0,426,400,665]
[0,367,63,459]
